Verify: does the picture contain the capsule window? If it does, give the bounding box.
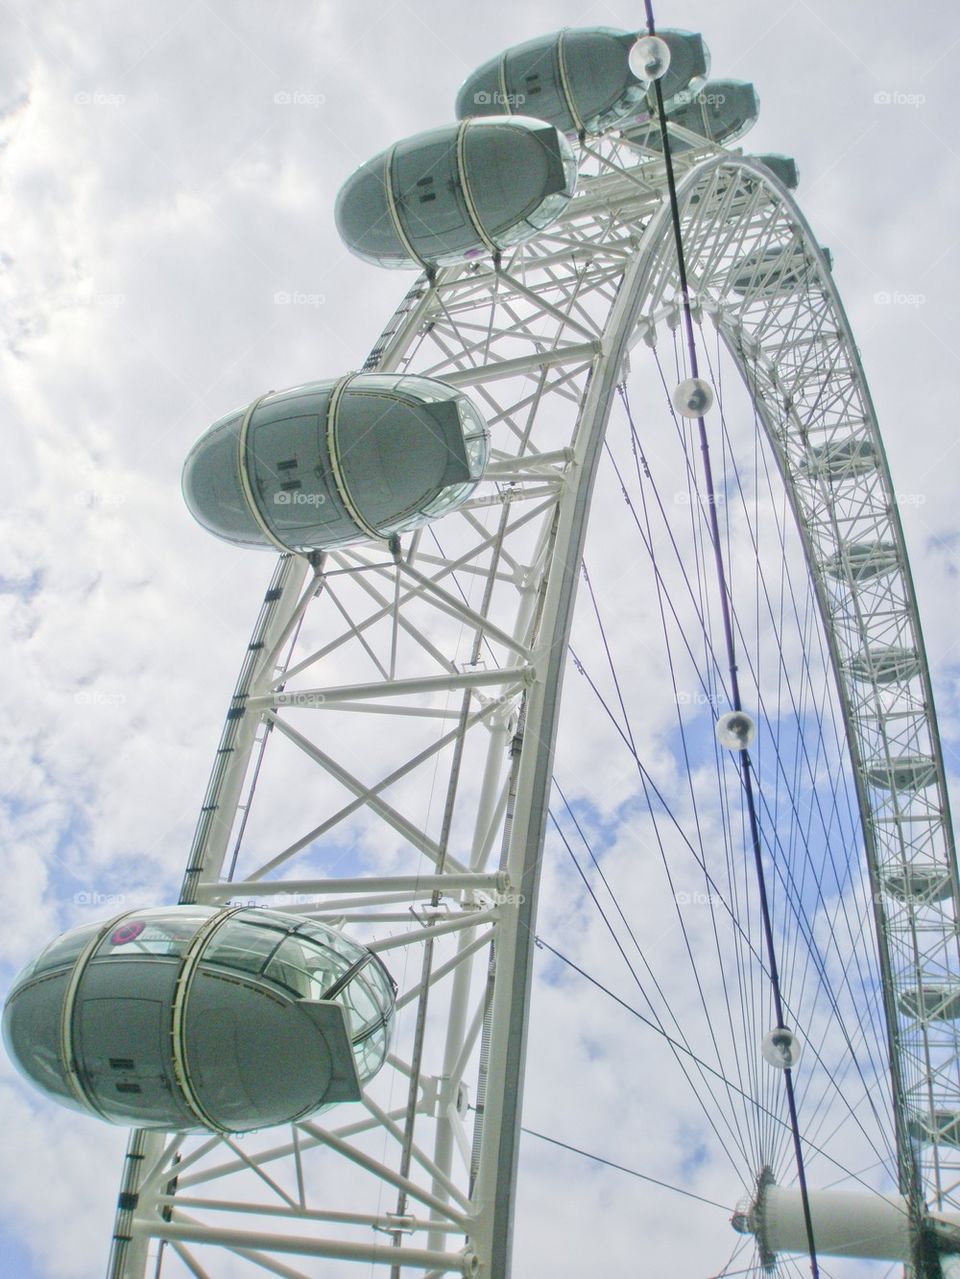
[351,1022,390,1081]
[3,972,77,1101]
[395,374,454,403]
[96,908,217,960]
[464,435,487,476]
[265,934,350,1000]
[303,923,365,964]
[206,917,289,978]
[27,922,103,981]
[334,970,380,1032]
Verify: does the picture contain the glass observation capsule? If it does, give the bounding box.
[883,865,953,904]
[865,754,937,792]
[335,116,577,271]
[182,373,490,551]
[799,436,877,482]
[456,28,709,136]
[729,244,832,297]
[3,906,396,1133]
[847,646,920,685]
[898,985,960,1022]
[752,153,799,190]
[824,541,900,582]
[910,1110,960,1148]
[623,79,759,153]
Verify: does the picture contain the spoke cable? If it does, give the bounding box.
[520,1125,732,1213]
[643,11,821,1270]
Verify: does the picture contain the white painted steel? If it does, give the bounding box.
[761,1185,915,1261]
[756,1181,960,1263]
[103,136,958,1278]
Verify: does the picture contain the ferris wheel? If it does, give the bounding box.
[5,16,959,1279]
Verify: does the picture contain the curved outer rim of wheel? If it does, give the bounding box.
[699,155,958,1224]
[477,151,959,1272]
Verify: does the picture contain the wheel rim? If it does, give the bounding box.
[105,143,958,1279]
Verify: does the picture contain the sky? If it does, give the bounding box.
[0,1,958,1276]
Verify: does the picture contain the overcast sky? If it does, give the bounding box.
[0,1,958,1276]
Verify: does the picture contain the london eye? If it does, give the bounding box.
[2,8,957,1279]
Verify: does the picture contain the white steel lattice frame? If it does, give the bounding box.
[104,139,959,1278]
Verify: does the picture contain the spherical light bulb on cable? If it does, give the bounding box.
[629,34,672,82]
[716,710,757,751]
[761,1026,803,1070]
[672,377,714,419]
